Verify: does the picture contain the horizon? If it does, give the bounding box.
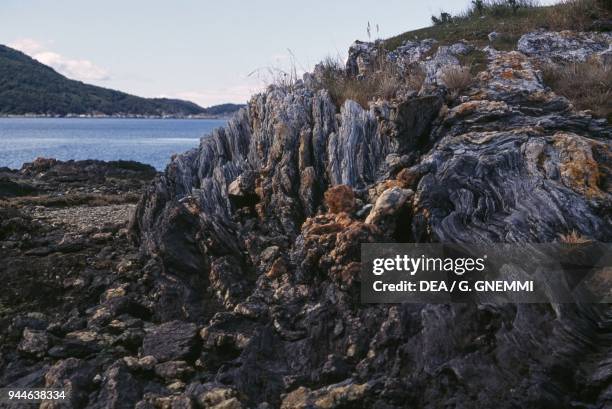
[0,0,555,108]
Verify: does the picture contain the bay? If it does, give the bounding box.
[0,117,226,170]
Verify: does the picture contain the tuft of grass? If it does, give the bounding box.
[385,0,611,52]
[559,230,592,244]
[315,54,425,109]
[440,65,474,98]
[542,58,612,120]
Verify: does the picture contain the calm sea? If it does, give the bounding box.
[0,118,227,171]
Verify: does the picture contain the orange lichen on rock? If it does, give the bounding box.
[324,184,356,214]
[447,100,509,120]
[266,257,288,279]
[553,132,606,199]
[396,167,420,188]
[300,212,382,285]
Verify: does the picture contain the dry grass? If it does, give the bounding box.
[315,55,425,109]
[558,230,592,244]
[440,65,474,97]
[546,0,611,30]
[542,58,612,121]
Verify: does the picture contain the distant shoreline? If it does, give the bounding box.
[0,114,233,120]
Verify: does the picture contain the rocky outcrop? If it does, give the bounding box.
[518,30,612,63]
[2,31,612,409]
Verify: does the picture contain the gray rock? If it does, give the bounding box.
[517,30,612,63]
[92,361,142,409]
[142,320,198,362]
[43,358,96,408]
[18,328,49,358]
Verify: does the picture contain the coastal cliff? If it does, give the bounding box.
[128,30,611,407]
[1,26,611,409]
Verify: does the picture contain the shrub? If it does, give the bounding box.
[472,0,485,15]
[542,59,612,120]
[464,0,538,18]
[431,12,453,25]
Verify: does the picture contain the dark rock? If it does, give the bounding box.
[17,328,50,358]
[0,177,37,197]
[44,358,96,408]
[142,320,199,362]
[91,361,143,409]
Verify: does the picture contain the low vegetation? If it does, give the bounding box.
[542,58,612,121]
[314,55,425,109]
[440,65,474,98]
[386,0,611,51]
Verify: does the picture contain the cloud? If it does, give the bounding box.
[9,38,110,82]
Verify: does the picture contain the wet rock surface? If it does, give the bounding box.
[1,31,612,408]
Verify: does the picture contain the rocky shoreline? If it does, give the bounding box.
[1,29,611,409]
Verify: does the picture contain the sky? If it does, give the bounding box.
[1,0,554,107]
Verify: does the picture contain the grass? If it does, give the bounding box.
[440,65,474,97]
[559,230,592,243]
[384,0,611,52]
[314,55,425,109]
[542,59,612,121]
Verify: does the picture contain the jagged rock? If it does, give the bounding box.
[517,30,612,63]
[129,38,612,408]
[18,328,50,357]
[93,361,142,409]
[346,40,384,76]
[142,321,198,362]
[42,358,96,409]
[420,45,462,85]
[346,38,469,86]
[387,39,438,73]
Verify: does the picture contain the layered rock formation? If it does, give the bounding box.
[1,31,611,408]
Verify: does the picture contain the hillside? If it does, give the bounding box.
[0,44,243,117]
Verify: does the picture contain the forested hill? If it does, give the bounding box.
[0,44,243,117]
